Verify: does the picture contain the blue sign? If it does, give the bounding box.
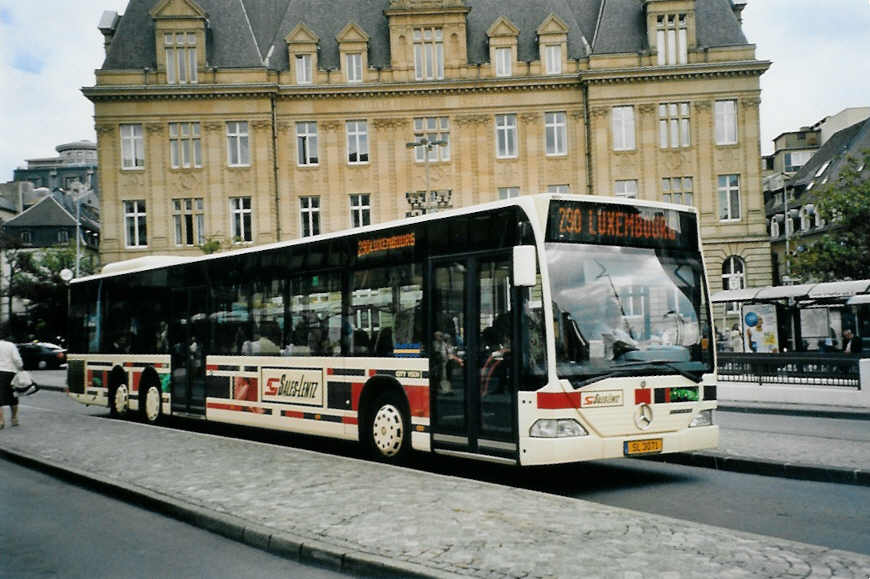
[744,311,759,328]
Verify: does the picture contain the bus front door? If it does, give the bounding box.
[169,287,208,416]
[430,253,518,461]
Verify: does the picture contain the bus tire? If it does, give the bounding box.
[109,383,130,418]
[364,390,410,463]
[140,382,163,425]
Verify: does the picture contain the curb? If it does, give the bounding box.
[717,404,870,421]
[0,446,459,579]
[654,451,870,486]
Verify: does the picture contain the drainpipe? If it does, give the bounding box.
[582,80,593,195]
[271,93,282,241]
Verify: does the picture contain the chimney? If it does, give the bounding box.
[98,10,121,55]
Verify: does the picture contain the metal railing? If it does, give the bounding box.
[717,353,862,388]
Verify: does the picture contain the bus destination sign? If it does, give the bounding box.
[546,201,696,250]
[357,232,416,258]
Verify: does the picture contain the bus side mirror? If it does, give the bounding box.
[513,245,537,287]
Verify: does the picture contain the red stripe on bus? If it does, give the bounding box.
[404,384,430,417]
[351,382,364,411]
[282,410,304,419]
[206,364,218,372]
[207,402,245,412]
[124,362,134,367]
[342,416,358,425]
[537,391,581,409]
[132,371,141,392]
[326,368,334,375]
[665,388,671,403]
[635,389,651,405]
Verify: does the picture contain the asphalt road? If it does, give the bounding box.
[19,370,870,557]
[0,457,357,579]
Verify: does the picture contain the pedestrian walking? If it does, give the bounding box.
[0,336,24,429]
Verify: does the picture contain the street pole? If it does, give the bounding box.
[783,179,790,283]
[406,136,446,214]
[75,197,81,278]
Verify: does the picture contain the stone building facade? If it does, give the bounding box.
[85,0,772,318]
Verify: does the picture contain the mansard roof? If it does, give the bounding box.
[100,0,749,71]
[791,118,870,190]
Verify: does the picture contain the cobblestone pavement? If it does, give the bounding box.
[2,407,869,578]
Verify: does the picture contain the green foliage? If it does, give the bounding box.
[198,237,225,254]
[791,151,870,282]
[4,245,97,340]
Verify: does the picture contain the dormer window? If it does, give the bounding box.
[346,53,363,82]
[544,45,562,74]
[414,27,444,80]
[495,47,512,77]
[656,14,687,65]
[165,32,198,84]
[296,53,313,84]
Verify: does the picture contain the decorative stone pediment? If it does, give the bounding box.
[537,13,569,36]
[286,23,319,46]
[487,16,519,39]
[337,22,369,44]
[149,0,207,20]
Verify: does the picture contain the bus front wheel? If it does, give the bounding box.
[365,391,410,463]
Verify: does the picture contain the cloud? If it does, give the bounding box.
[0,8,12,25]
[11,51,44,74]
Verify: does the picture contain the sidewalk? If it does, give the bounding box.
[2,406,869,578]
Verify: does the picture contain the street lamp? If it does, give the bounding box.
[72,192,89,278]
[405,136,447,214]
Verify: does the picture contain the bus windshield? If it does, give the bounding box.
[546,243,713,386]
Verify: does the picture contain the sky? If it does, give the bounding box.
[1,0,869,180]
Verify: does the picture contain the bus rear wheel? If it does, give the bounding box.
[140,383,162,425]
[365,391,410,463]
[109,383,130,418]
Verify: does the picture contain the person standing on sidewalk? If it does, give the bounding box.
[0,337,24,429]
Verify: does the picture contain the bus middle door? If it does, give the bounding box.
[429,252,518,462]
[169,286,208,416]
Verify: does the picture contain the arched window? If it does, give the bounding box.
[770,215,781,238]
[722,256,745,314]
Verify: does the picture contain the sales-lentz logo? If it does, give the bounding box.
[262,368,323,405]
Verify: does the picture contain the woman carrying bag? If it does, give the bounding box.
[0,337,24,429]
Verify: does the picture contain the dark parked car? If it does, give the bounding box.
[17,342,67,370]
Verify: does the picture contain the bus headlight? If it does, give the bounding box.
[530,419,588,438]
[689,409,714,428]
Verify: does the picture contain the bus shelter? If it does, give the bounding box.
[711,279,870,353]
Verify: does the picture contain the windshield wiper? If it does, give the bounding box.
[612,359,703,383]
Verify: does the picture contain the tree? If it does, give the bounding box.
[791,151,870,282]
[5,245,97,341]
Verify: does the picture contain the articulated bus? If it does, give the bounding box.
[67,194,718,465]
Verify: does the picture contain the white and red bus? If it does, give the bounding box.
[67,194,718,465]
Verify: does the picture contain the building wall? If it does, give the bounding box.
[88,0,772,319]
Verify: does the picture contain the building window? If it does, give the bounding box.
[226,122,250,167]
[413,117,450,161]
[165,32,197,84]
[20,231,31,244]
[547,184,570,193]
[722,256,745,314]
[413,27,444,81]
[120,124,144,169]
[230,197,252,243]
[350,193,371,228]
[784,150,813,173]
[58,230,70,243]
[495,114,518,158]
[715,100,738,145]
[345,53,362,82]
[656,14,687,66]
[495,47,511,77]
[659,103,690,148]
[545,112,567,156]
[300,196,320,237]
[123,199,147,248]
[544,44,562,74]
[172,197,205,246]
[169,122,202,168]
[800,205,815,232]
[296,54,313,84]
[770,216,781,238]
[346,121,369,164]
[296,122,319,166]
[718,174,741,221]
[614,180,638,198]
[498,187,520,199]
[611,106,635,151]
[662,177,694,205]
